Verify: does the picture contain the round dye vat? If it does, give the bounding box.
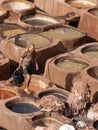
[3,1,34,11]
[88,8,98,17]
[6,100,39,114]
[0,89,17,100]
[33,117,63,129]
[55,58,89,72]
[13,33,51,49]
[82,46,98,59]
[66,0,96,9]
[42,27,85,40]
[22,14,59,26]
[0,24,26,37]
[87,66,98,80]
[93,120,98,130]
[39,89,68,103]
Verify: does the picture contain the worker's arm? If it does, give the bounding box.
[16,57,23,71]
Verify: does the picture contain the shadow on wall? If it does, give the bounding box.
[65,72,80,91]
[0,126,7,130]
[92,91,98,104]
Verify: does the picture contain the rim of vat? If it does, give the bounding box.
[54,56,89,72]
[88,7,98,16]
[81,44,98,54]
[5,97,39,115]
[9,32,53,50]
[38,87,69,99]
[30,74,56,89]
[87,66,98,81]
[0,87,18,100]
[87,7,98,19]
[65,0,96,9]
[2,0,35,14]
[32,112,70,126]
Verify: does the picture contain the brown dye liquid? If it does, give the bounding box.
[8,102,39,114]
[0,89,17,100]
[84,49,98,58]
[42,27,84,40]
[68,1,95,9]
[24,18,55,26]
[4,28,26,37]
[20,84,43,92]
[40,92,67,103]
[12,33,51,49]
[34,117,63,130]
[56,59,88,72]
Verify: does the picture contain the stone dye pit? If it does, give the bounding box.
[5,98,39,114]
[65,0,96,9]
[41,25,86,50]
[0,88,17,100]
[78,7,98,41]
[42,26,85,40]
[32,112,71,130]
[44,53,91,91]
[81,45,98,59]
[3,0,35,15]
[22,13,60,27]
[13,33,51,49]
[33,117,63,130]
[88,7,98,16]
[55,58,88,72]
[0,23,27,37]
[38,88,69,103]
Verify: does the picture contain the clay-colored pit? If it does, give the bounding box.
[0,88,17,100]
[11,33,51,49]
[93,120,98,129]
[82,46,98,58]
[55,58,89,72]
[88,8,98,16]
[0,24,26,37]
[3,1,31,11]
[41,27,85,40]
[22,14,59,26]
[87,66,98,80]
[33,117,63,129]
[39,89,68,103]
[65,0,96,9]
[6,99,39,114]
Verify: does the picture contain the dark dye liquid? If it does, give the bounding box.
[8,103,39,114]
[93,120,98,129]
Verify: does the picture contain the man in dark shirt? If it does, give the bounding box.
[17,44,39,95]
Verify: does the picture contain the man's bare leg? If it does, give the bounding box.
[24,74,32,95]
